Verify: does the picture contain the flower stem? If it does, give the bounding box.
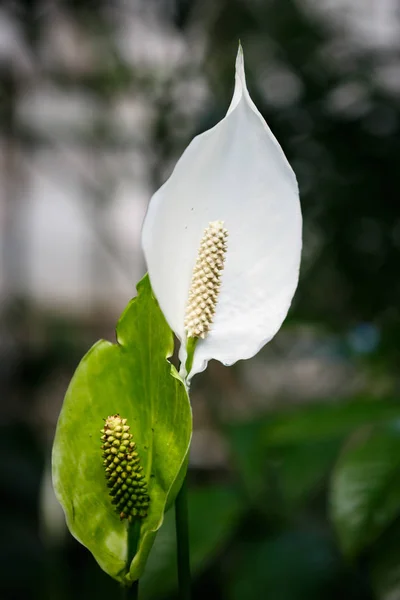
[175,476,191,600]
[185,336,198,378]
[121,580,139,600]
[120,520,141,600]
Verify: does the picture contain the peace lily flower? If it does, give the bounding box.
[142,46,302,379]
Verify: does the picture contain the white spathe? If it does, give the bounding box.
[142,46,302,378]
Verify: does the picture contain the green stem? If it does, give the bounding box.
[121,580,139,600]
[185,337,198,378]
[127,519,141,568]
[175,476,191,600]
[121,520,141,600]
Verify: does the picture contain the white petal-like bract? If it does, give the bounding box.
[142,46,302,377]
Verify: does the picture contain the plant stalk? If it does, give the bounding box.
[175,476,191,600]
[121,580,139,600]
[121,520,141,600]
[184,336,198,379]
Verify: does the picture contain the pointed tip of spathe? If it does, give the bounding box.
[235,41,246,85]
[226,41,247,116]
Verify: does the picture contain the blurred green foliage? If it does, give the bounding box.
[2,0,400,599]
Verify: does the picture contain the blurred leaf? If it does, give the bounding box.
[227,419,267,505]
[140,485,242,600]
[52,275,192,584]
[228,528,338,600]
[370,519,400,600]
[263,401,400,445]
[330,423,400,557]
[228,419,340,512]
[228,400,400,512]
[273,439,341,511]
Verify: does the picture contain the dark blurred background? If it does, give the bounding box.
[1,0,400,599]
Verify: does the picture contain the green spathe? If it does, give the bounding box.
[52,275,192,585]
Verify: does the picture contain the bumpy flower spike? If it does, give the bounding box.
[101,415,150,521]
[184,220,228,339]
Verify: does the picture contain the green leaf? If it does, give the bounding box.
[227,399,400,513]
[273,439,341,511]
[52,275,192,584]
[262,400,400,446]
[227,419,267,507]
[330,423,400,557]
[228,421,338,512]
[370,519,400,600]
[140,485,242,600]
[227,528,339,600]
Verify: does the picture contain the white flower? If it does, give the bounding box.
[142,45,302,379]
